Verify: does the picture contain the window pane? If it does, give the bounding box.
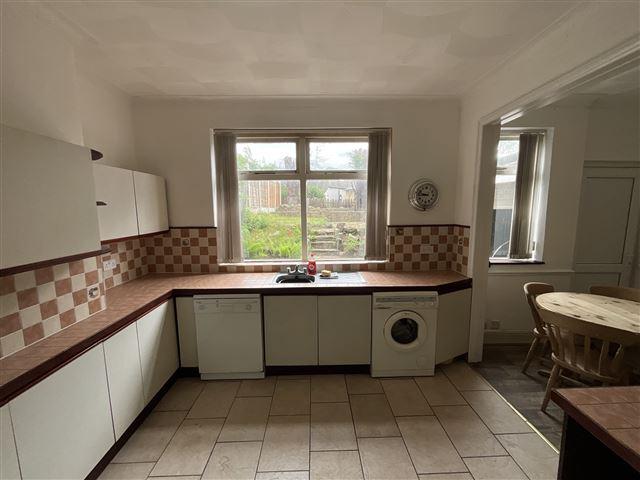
[309,141,368,171]
[236,142,296,171]
[306,179,367,260]
[240,180,301,260]
[491,138,519,258]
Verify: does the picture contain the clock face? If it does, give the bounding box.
[409,179,439,211]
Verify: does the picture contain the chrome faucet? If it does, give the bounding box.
[287,264,308,275]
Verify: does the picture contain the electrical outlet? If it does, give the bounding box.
[458,238,464,246]
[103,259,117,270]
[420,244,434,254]
[181,239,190,246]
[88,286,100,299]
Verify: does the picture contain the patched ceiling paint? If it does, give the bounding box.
[42,1,578,97]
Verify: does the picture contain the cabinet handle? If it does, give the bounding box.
[96,201,107,206]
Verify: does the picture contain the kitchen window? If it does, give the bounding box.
[490,129,549,262]
[213,130,390,263]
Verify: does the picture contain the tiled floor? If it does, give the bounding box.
[100,361,558,480]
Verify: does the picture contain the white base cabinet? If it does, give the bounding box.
[435,289,472,364]
[1,405,20,480]
[10,345,115,480]
[318,295,371,365]
[175,297,198,368]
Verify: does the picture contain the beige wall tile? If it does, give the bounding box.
[433,406,507,457]
[350,394,400,438]
[98,462,154,480]
[270,379,310,415]
[188,381,239,419]
[414,373,467,406]
[463,456,527,480]
[237,377,276,397]
[258,415,310,472]
[256,472,309,480]
[151,418,224,476]
[358,437,418,480]
[461,391,531,434]
[310,451,363,480]
[497,433,559,480]
[381,379,433,416]
[155,377,204,411]
[219,396,271,442]
[113,411,186,463]
[396,416,466,474]
[202,441,262,480]
[311,402,357,451]
[346,375,383,395]
[311,375,348,403]
[441,362,492,391]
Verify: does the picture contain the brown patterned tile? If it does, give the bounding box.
[0,276,16,295]
[17,288,38,309]
[68,260,84,276]
[0,313,21,337]
[23,323,45,346]
[59,309,76,328]
[34,267,54,285]
[54,278,72,296]
[72,289,87,306]
[85,270,99,286]
[39,300,58,320]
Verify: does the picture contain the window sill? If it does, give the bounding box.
[219,259,387,269]
[489,259,545,266]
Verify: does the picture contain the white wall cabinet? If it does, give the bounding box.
[137,300,179,402]
[1,125,101,269]
[93,164,139,241]
[318,295,371,365]
[103,322,145,439]
[264,296,318,366]
[133,171,169,235]
[10,345,114,480]
[1,405,21,480]
[436,289,472,364]
[175,297,198,368]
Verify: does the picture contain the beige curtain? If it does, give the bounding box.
[509,133,542,259]
[213,132,242,263]
[365,130,391,260]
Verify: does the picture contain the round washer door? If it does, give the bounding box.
[383,311,427,352]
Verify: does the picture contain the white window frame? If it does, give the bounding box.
[235,131,369,262]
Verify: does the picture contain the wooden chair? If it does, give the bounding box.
[522,282,555,373]
[589,285,640,303]
[538,308,638,411]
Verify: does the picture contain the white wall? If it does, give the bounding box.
[132,98,460,227]
[585,103,640,163]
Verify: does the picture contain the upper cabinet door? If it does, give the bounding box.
[93,164,139,241]
[0,125,101,269]
[133,171,169,235]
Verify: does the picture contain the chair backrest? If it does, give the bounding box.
[538,308,639,382]
[523,282,554,332]
[589,285,640,303]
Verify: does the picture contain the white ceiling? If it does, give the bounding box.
[551,66,640,108]
[42,1,578,97]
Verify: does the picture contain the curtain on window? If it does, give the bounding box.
[509,132,542,259]
[365,130,391,260]
[213,132,242,263]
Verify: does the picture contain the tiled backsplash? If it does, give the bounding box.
[0,224,470,358]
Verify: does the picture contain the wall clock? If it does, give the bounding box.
[409,179,439,211]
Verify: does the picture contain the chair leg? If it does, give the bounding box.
[542,364,561,412]
[522,336,540,373]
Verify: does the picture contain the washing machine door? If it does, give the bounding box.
[383,311,427,352]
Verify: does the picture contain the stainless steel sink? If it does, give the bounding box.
[273,273,316,283]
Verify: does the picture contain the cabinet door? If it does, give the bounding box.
[318,295,371,365]
[435,289,471,364]
[1,125,101,269]
[137,300,179,402]
[103,322,145,439]
[175,297,198,368]
[264,296,317,366]
[93,164,138,241]
[133,171,169,235]
[1,405,20,480]
[10,345,114,480]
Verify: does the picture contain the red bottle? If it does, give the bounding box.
[307,254,317,275]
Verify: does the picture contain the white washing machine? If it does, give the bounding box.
[371,291,438,377]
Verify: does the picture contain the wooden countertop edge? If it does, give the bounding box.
[551,389,640,472]
[0,276,471,406]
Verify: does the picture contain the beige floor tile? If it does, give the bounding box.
[188,381,240,419]
[155,377,204,411]
[270,379,310,415]
[414,372,467,406]
[396,416,466,474]
[151,477,200,480]
[256,472,309,480]
[350,394,400,438]
[237,377,276,397]
[433,406,507,457]
[497,433,559,480]
[258,415,310,472]
[219,396,271,442]
[202,441,262,480]
[462,390,532,434]
[151,418,224,476]
[113,410,186,463]
[358,437,418,480]
[381,379,433,416]
[463,456,527,480]
[98,462,154,479]
[418,474,473,480]
[278,375,311,381]
[310,402,357,451]
[346,375,383,395]
[311,375,348,403]
[310,451,363,480]
[441,362,492,391]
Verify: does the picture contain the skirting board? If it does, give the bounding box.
[484,330,534,345]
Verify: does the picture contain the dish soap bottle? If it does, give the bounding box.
[307,253,317,276]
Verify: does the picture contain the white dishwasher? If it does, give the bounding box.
[194,294,264,380]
